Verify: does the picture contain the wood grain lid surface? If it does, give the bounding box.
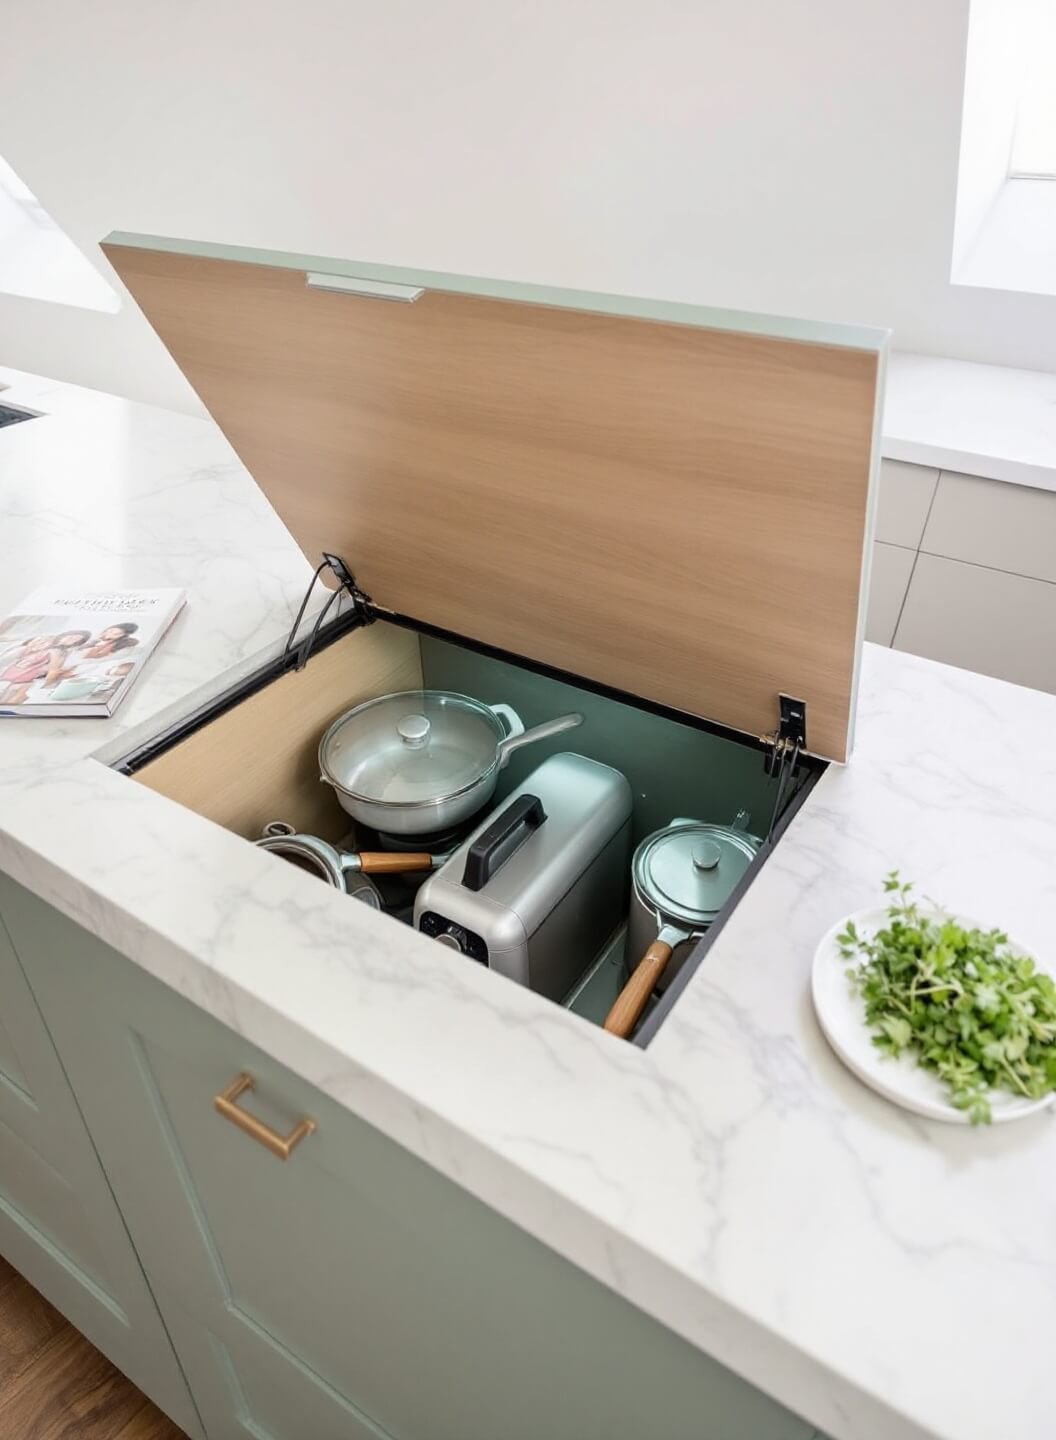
[104,239,884,761]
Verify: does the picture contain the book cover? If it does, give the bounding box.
[0,587,186,718]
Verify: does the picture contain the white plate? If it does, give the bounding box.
[812,907,1055,1125]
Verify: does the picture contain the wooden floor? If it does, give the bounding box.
[0,1256,185,1439]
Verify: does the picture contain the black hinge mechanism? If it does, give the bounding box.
[760,694,806,778]
[320,553,375,619]
[760,694,807,841]
[283,553,375,671]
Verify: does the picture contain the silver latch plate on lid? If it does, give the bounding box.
[306,272,424,303]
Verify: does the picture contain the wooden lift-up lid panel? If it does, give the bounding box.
[103,237,885,761]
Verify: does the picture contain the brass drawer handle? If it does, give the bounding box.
[214,1073,316,1161]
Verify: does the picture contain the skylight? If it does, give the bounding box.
[952,0,1056,296]
[0,155,120,312]
[1010,1,1056,177]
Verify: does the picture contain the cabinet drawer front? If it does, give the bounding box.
[0,884,203,1439]
[162,1294,395,1440]
[14,877,812,1440]
[0,1117,112,1293]
[0,915,113,1294]
[0,910,59,1158]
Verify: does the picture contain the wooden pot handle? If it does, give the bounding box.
[603,940,674,1039]
[355,852,435,874]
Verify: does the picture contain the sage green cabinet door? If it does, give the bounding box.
[10,874,812,1440]
[0,885,202,1439]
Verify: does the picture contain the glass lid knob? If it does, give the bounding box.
[398,714,431,748]
[692,840,722,872]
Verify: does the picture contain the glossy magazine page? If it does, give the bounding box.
[0,587,186,717]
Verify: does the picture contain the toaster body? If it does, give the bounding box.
[414,753,632,1000]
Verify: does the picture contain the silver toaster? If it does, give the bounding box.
[414,753,632,1000]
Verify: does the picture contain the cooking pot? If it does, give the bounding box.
[318,691,582,837]
[603,810,759,1038]
[255,821,446,900]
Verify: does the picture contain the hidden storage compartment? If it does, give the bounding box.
[128,618,814,1040]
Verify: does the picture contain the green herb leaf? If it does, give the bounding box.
[879,1016,913,1050]
[838,879,1056,1125]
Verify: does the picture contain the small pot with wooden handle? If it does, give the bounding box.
[603,812,759,1040]
[256,821,448,899]
[603,922,699,1038]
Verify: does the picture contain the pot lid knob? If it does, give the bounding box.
[692,840,722,872]
[397,714,431,748]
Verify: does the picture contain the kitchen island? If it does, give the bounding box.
[0,365,1054,1440]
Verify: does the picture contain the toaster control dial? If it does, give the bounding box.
[419,913,489,965]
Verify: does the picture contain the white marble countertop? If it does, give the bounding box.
[0,366,317,767]
[1,368,1054,1440]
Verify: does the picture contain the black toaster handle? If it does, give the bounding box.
[461,794,547,892]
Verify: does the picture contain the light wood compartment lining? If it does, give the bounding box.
[104,243,880,762]
[134,623,422,842]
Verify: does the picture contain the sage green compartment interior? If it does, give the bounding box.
[421,635,782,848]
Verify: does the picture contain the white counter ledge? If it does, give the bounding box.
[2,369,1054,1440]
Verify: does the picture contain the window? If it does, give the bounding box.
[0,154,120,312]
[952,0,1056,297]
[1010,1,1056,177]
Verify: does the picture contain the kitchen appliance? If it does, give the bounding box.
[319,691,582,835]
[414,753,632,1001]
[604,812,759,1038]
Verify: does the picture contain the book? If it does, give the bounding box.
[0,587,186,717]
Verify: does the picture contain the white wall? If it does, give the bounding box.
[1,0,1055,416]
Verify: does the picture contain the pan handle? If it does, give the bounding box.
[262,820,297,837]
[603,928,683,1039]
[343,851,437,875]
[491,703,525,742]
[495,712,583,769]
[260,825,443,878]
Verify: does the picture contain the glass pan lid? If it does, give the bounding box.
[320,690,503,804]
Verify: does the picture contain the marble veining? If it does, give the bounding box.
[2,368,1054,1440]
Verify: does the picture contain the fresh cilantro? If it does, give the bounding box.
[838,874,1056,1124]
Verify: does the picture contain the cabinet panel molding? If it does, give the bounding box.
[0,1011,31,1103]
[0,880,203,1439]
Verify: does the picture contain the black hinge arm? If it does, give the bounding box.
[283,553,375,672]
[761,693,806,839]
[760,694,806,778]
[320,553,375,618]
[776,693,806,747]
